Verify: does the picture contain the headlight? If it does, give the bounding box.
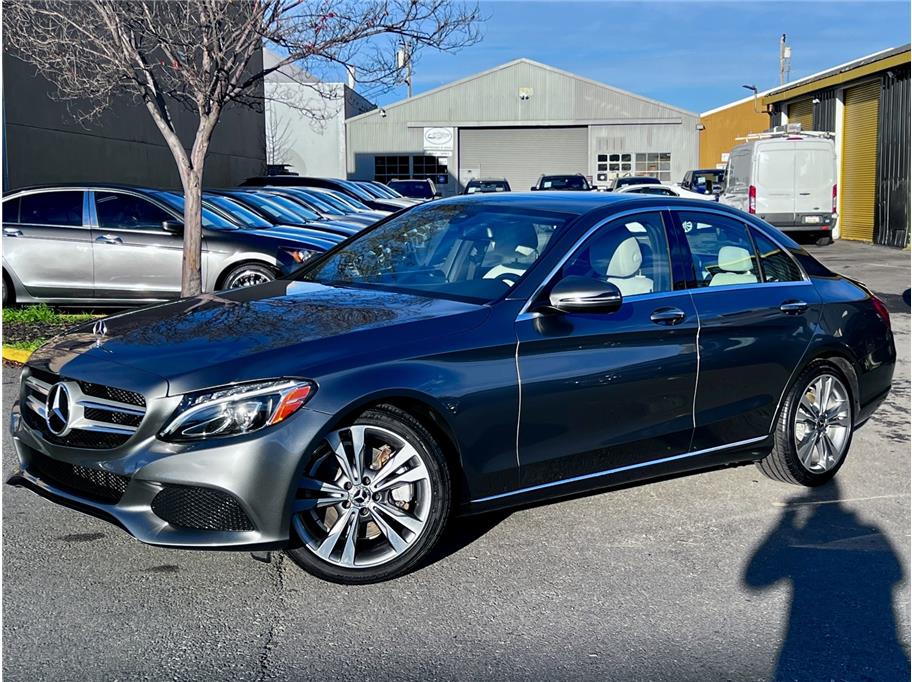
[160,379,314,442]
[281,247,316,264]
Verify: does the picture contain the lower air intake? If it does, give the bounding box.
[151,485,255,532]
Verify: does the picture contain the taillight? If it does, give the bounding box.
[871,295,891,331]
[832,184,838,215]
[748,185,757,214]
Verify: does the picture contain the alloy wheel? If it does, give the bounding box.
[793,373,851,473]
[226,268,273,288]
[292,424,432,569]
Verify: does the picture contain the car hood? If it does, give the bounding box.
[31,281,489,396]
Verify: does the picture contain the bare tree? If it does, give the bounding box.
[4,0,481,296]
[265,104,294,167]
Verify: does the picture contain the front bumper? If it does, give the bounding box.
[8,401,333,550]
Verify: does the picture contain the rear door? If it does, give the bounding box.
[3,190,93,299]
[671,208,820,450]
[795,141,836,217]
[516,210,698,487]
[91,190,184,301]
[754,141,797,221]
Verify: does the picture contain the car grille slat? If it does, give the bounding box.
[21,369,147,450]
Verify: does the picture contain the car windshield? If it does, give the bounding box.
[303,190,355,214]
[203,195,271,228]
[227,192,308,224]
[298,203,572,304]
[281,190,338,214]
[389,180,434,198]
[540,176,588,190]
[319,189,371,212]
[253,193,321,221]
[373,182,403,198]
[336,180,376,202]
[356,183,387,199]
[153,192,235,228]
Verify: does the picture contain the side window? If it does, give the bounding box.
[751,229,804,283]
[95,192,171,230]
[19,191,84,227]
[562,212,672,297]
[2,197,21,224]
[676,211,760,288]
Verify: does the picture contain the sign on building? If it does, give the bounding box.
[423,127,455,153]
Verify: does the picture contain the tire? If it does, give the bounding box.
[285,405,452,584]
[756,360,854,486]
[816,235,834,246]
[2,271,13,307]
[220,262,276,290]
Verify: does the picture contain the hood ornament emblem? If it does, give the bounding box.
[92,320,107,337]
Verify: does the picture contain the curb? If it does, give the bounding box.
[2,347,32,365]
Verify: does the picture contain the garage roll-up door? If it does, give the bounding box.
[841,80,880,241]
[459,127,588,193]
[787,99,814,132]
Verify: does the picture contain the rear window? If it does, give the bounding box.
[20,191,83,227]
[389,180,434,198]
[541,176,588,190]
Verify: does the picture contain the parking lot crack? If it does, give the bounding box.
[255,553,288,681]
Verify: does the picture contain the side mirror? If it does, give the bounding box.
[530,186,537,191]
[547,276,623,314]
[162,219,183,234]
[434,192,442,199]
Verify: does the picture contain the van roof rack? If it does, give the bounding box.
[736,125,835,142]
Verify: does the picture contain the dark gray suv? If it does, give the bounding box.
[1,184,345,306]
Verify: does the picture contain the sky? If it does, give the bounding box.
[370,0,911,114]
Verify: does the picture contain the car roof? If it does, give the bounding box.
[433,190,689,215]
[6,183,167,195]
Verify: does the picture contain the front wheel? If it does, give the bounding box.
[285,405,452,584]
[221,262,276,290]
[757,360,854,486]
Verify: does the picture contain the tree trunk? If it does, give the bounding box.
[179,169,204,297]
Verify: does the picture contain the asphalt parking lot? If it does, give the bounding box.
[2,240,909,681]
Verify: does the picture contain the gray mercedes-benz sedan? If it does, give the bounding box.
[1,184,346,306]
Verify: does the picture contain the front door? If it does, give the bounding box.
[90,190,184,301]
[671,209,820,450]
[3,190,93,299]
[516,210,698,488]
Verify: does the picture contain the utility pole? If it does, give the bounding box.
[397,45,412,98]
[779,33,792,85]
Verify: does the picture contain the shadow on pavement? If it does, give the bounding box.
[744,480,910,681]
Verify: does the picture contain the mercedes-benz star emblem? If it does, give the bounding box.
[45,382,72,436]
[92,320,107,337]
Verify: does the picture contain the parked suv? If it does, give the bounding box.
[681,169,725,195]
[463,178,511,194]
[607,176,661,191]
[1,185,343,306]
[531,174,592,191]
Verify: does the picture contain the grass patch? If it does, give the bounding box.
[3,303,95,326]
[3,338,47,352]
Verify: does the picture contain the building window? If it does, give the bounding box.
[374,156,410,183]
[412,155,449,184]
[596,152,672,183]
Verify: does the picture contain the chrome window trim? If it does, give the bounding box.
[471,435,768,504]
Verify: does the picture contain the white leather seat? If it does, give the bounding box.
[604,237,654,296]
[709,245,758,286]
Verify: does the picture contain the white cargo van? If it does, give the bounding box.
[720,131,837,245]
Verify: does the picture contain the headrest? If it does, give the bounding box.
[601,237,643,278]
[717,246,753,273]
[489,224,539,259]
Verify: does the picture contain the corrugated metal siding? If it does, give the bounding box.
[787,99,814,131]
[875,66,910,247]
[590,124,698,186]
[459,127,588,191]
[812,89,837,132]
[840,80,880,241]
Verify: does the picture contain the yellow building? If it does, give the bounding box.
[699,95,771,170]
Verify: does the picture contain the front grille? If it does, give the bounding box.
[28,451,130,503]
[151,485,255,532]
[21,369,146,450]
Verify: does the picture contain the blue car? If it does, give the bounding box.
[9,193,895,583]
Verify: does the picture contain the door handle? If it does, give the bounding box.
[3,228,23,237]
[780,300,809,315]
[95,235,123,244]
[650,307,686,325]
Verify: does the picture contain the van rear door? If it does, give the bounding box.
[795,141,836,217]
[754,140,796,221]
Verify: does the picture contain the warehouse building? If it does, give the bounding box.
[764,44,910,246]
[345,59,699,196]
[2,53,266,191]
[699,91,774,170]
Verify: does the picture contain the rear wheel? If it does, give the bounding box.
[285,405,452,584]
[2,271,13,306]
[816,235,834,246]
[757,360,854,486]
